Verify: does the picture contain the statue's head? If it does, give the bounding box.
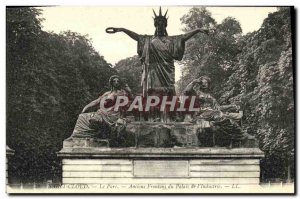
[109,75,121,90]
[198,75,211,90]
[153,7,168,36]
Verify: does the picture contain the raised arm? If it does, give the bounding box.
[182,28,209,42]
[124,83,134,99]
[106,27,140,41]
[184,79,201,95]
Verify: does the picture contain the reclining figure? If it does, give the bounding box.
[183,76,254,147]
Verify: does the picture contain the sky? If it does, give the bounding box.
[40,6,278,81]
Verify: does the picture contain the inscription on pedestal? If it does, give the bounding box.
[133,160,189,177]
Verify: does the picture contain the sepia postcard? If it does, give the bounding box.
[6,5,295,194]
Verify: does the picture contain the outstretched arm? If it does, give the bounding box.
[106,27,140,41]
[81,98,101,113]
[182,28,209,42]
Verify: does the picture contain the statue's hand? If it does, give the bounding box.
[106,27,122,34]
[124,83,132,93]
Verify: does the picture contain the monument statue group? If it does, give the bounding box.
[58,7,264,190]
[67,7,254,148]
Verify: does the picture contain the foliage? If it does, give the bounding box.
[178,7,294,180]
[114,55,142,94]
[177,8,242,99]
[6,7,116,183]
[224,9,293,179]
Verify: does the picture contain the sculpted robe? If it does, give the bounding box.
[137,35,185,96]
[71,89,130,138]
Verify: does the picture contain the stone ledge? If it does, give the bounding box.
[57,147,264,158]
[63,138,109,148]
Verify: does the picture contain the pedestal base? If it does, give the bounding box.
[58,147,264,192]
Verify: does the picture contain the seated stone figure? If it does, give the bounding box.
[184,76,252,147]
[70,75,132,139]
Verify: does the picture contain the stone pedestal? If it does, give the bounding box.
[58,147,264,191]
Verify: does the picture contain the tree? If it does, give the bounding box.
[220,7,294,181]
[178,7,242,100]
[6,7,116,183]
[178,7,294,181]
[114,55,142,94]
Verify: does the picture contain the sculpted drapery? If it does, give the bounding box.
[137,35,185,96]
